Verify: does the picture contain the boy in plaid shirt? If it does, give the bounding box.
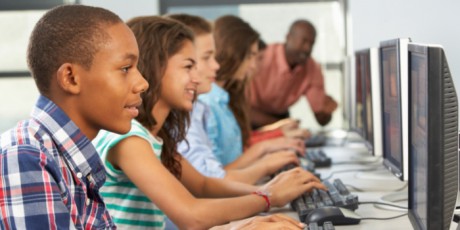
[0,5,148,229]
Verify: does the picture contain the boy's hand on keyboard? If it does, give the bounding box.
[257,150,299,175]
[259,168,326,208]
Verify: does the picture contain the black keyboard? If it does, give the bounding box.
[305,134,327,147]
[306,149,332,167]
[306,221,335,230]
[279,160,321,179]
[291,178,359,222]
[300,158,321,178]
[301,157,316,172]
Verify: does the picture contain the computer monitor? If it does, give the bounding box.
[354,51,365,138]
[408,43,458,230]
[380,38,411,181]
[354,47,382,157]
[342,55,354,131]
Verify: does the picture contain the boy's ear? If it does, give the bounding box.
[56,63,81,94]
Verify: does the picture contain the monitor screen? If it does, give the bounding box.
[380,38,410,181]
[354,49,375,150]
[408,43,458,230]
[342,56,354,130]
[354,51,366,138]
[354,48,383,157]
[363,55,373,149]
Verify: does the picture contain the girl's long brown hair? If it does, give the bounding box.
[127,16,194,179]
[213,15,259,147]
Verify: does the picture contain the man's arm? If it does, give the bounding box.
[313,95,338,126]
[250,107,286,128]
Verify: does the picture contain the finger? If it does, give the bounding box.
[269,213,304,227]
[282,154,300,166]
[288,167,320,183]
[303,181,328,191]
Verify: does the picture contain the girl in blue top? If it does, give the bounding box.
[171,14,309,184]
[94,16,325,230]
[197,15,307,171]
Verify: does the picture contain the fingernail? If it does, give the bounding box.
[298,222,306,227]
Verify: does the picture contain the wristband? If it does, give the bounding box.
[252,190,271,212]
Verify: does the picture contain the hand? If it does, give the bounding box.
[259,167,325,208]
[323,95,338,114]
[258,118,300,132]
[257,150,300,175]
[254,137,305,157]
[234,214,306,230]
[282,128,311,140]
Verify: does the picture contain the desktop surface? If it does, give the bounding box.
[278,144,459,230]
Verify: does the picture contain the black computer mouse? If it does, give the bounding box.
[304,206,361,225]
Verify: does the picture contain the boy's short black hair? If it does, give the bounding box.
[27,4,123,95]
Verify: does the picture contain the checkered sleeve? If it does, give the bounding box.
[0,145,73,230]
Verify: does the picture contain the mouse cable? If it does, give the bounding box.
[344,183,366,192]
[358,201,408,210]
[361,213,407,221]
[333,156,382,166]
[321,167,378,180]
[338,130,351,147]
[344,182,408,193]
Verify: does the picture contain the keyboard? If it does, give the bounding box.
[299,157,321,178]
[305,134,327,147]
[306,148,332,167]
[291,178,359,222]
[306,221,335,230]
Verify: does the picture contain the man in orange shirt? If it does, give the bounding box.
[248,19,337,128]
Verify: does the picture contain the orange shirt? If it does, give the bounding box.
[249,128,284,146]
[248,43,326,115]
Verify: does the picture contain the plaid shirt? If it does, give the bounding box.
[0,96,115,229]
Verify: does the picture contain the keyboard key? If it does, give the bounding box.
[290,178,359,222]
[333,179,350,195]
[306,149,332,167]
[322,221,336,230]
[306,222,319,230]
[305,134,327,147]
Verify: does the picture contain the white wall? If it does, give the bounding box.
[80,0,159,21]
[239,2,346,131]
[4,0,459,133]
[0,1,160,133]
[349,0,460,94]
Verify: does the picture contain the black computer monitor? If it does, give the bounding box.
[354,51,365,138]
[354,48,382,157]
[408,43,458,230]
[342,56,354,130]
[380,38,411,181]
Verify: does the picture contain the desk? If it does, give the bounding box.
[279,142,459,230]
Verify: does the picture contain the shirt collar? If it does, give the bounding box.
[199,82,229,104]
[31,95,106,188]
[275,44,291,74]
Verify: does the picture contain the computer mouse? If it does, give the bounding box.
[304,206,361,225]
